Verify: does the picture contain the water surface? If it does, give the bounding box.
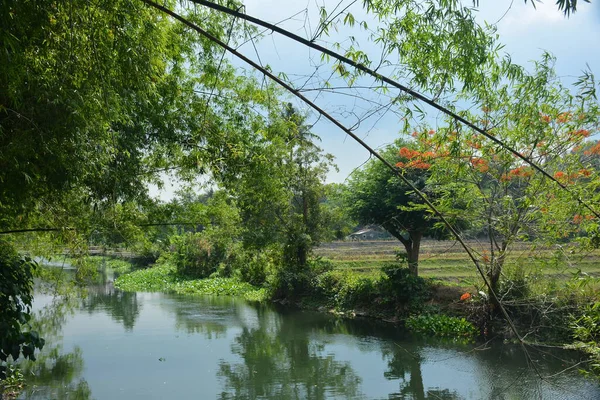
[19,273,600,400]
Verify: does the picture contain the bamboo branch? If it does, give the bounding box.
[188,0,600,220]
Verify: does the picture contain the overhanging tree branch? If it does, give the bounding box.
[139,0,536,359]
[188,0,600,220]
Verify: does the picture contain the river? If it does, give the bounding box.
[17,268,600,400]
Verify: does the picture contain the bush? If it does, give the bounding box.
[0,240,45,379]
[233,246,277,286]
[171,232,229,278]
[379,264,431,306]
[570,301,600,375]
[499,264,532,302]
[312,270,377,309]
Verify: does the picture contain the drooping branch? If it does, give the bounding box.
[187,0,600,220]
[139,0,533,354]
[0,223,203,235]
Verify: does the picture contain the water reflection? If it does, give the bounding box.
[218,308,362,399]
[19,296,91,400]
[81,282,140,331]
[19,273,600,400]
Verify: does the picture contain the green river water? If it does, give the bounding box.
[16,267,600,400]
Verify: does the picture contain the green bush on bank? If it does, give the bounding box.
[310,263,432,314]
[570,301,600,376]
[114,262,267,301]
[0,365,24,400]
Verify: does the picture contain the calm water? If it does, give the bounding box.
[18,271,600,400]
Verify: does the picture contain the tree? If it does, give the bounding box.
[0,240,45,379]
[321,183,357,241]
[345,139,457,276]
[423,53,600,300]
[220,102,335,296]
[0,0,264,369]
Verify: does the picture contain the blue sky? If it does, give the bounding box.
[150,0,600,200]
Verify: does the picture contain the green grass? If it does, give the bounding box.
[114,263,268,301]
[317,240,600,283]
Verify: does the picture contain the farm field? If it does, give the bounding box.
[315,240,600,285]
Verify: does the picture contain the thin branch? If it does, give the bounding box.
[138,1,533,362]
[188,0,600,220]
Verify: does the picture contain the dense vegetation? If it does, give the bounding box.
[1,0,599,393]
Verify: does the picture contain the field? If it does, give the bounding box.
[315,239,600,286]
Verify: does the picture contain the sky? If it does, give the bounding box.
[149,0,600,201]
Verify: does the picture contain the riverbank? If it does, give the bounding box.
[14,281,600,399]
[110,255,600,377]
[112,258,483,341]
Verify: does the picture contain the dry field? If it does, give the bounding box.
[315,239,600,285]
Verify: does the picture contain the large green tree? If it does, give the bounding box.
[228,103,334,272]
[423,53,600,299]
[344,139,458,276]
[0,0,266,370]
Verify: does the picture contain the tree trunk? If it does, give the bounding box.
[405,231,422,277]
[488,245,506,311]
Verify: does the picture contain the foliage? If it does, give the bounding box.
[340,0,500,103]
[171,232,225,278]
[0,240,45,379]
[570,301,600,375]
[228,104,334,273]
[169,191,242,278]
[320,183,357,241]
[114,263,267,301]
[345,139,461,275]
[233,246,278,287]
[313,270,377,309]
[420,53,600,299]
[406,314,477,340]
[0,365,24,400]
[379,264,431,306]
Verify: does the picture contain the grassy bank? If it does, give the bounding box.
[114,262,268,302]
[108,240,599,373]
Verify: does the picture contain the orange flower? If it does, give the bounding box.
[568,129,591,139]
[573,214,583,224]
[470,157,489,173]
[399,147,420,159]
[579,169,592,177]
[557,112,572,123]
[408,160,431,169]
[541,115,551,123]
[460,293,471,301]
[554,171,566,179]
[507,166,533,179]
[584,142,600,156]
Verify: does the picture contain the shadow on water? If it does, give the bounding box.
[18,265,600,400]
[217,307,364,399]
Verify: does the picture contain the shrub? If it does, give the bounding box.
[171,232,229,278]
[570,301,600,375]
[499,264,532,302]
[312,270,377,309]
[379,264,431,306]
[233,246,278,286]
[0,240,45,379]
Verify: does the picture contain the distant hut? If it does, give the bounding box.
[347,226,391,241]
